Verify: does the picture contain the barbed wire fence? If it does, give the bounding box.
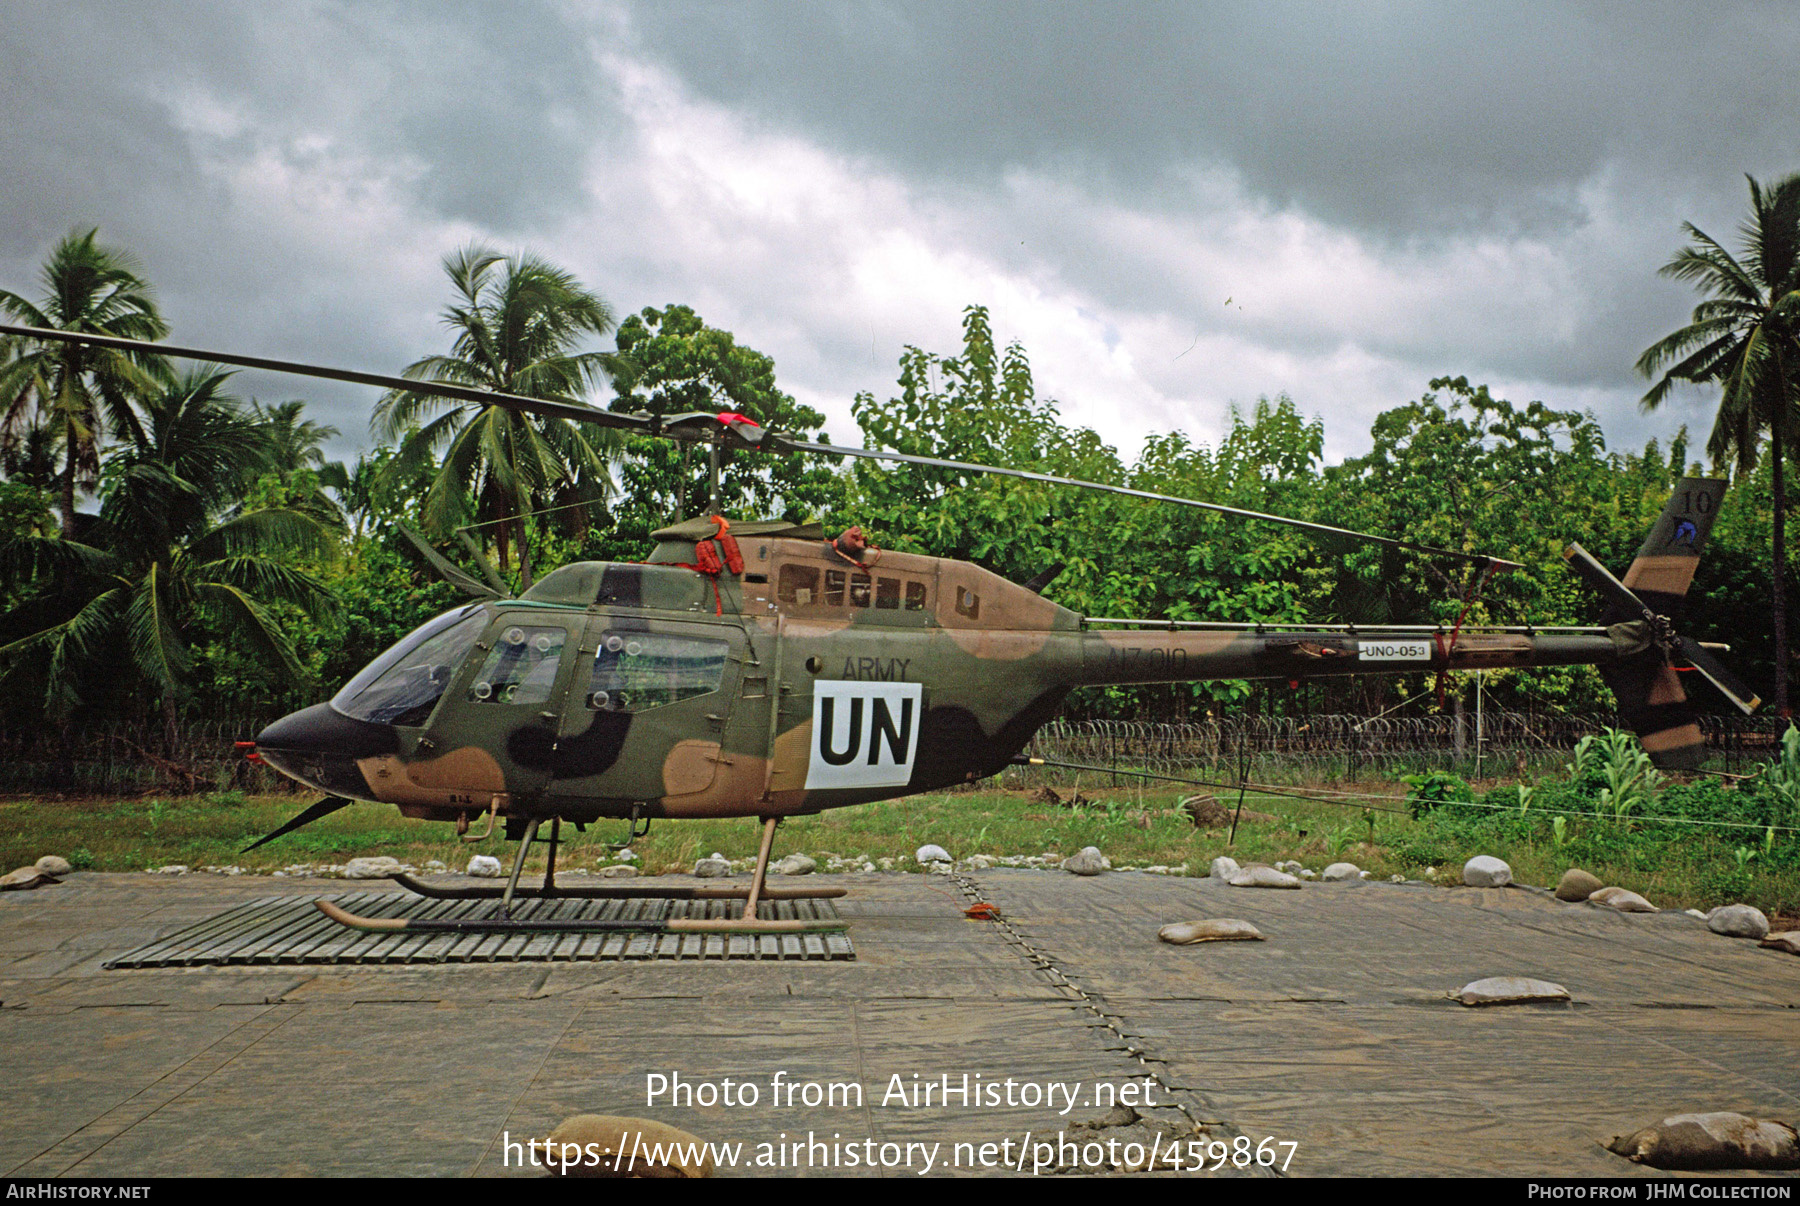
[0,711,1788,798]
[1003,712,1790,793]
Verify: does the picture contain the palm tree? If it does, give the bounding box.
[0,228,170,536]
[247,399,344,526]
[0,366,337,745]
[1638,172,1800,714]
[372,244,619,588]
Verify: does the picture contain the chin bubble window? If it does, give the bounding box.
[955,586,980,619]
[467,625,568,706]
[586,632,729,712]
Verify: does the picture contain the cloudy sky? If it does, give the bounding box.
[3,1,1797,468]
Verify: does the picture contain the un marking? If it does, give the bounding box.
[806,681,923,789]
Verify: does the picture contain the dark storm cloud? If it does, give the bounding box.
[0,0,1794,468]
[0,1,629,450]
[630,1,1799,237]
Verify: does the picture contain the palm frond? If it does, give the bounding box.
[195,581,303,679]
[124,562,191,695]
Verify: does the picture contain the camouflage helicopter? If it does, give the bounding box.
[0,323,1762,937]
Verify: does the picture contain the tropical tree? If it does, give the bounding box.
[602,304,843,554]
[0,366,336,744]
[372,244,620,588]
[1637,172,1800,713]
[244,399,344,525]
[0,228,170,536]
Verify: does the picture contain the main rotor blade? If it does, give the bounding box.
[240,796,352,853]
[781,437,1522,568]
[0,323,651,433]
[1562,542,1652,618]
[0,322,1520,569]
[1676,635,1761,715]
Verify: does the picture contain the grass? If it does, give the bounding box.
[2,774,1796,921]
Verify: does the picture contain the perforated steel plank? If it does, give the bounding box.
[104,891,853,967]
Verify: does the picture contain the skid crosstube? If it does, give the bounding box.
[313,899,847,935]
[386,872,846,901]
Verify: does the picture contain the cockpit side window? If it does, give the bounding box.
[331,606,486,726]
[467,625,569,706]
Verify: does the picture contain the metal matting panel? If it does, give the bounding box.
[104,893,853,967]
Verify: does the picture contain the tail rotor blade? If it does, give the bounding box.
[241,796,352,853]
[1563,542,1651,618]
[1676,636,1762,715]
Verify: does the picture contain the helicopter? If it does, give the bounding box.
[0,322,1763,936]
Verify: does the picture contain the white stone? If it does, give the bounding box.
[915,844,951,864]
[1062,847,1110,876]
[1209,856,1242,880]
[1322,862,1362,882]
[1228,866,1301,889]
[600,864,638,878]
[966,854,997,870]
[860,863,875,873]
[1158,919,1263,944]
[1274,859,1303,874]
[35,855,73,876]
[423,860,447,872]
[1707,904,1771,939]
[343,856,402,880]
[1589,886,1657,913]
[693,857,731,878]
[1684,908,1709,919]
[152,865,190,875]
[466,855,503,878]
[1456,976,1571,1006]
[1297,868,1317,880]
[1389,874,1406,883]
[1463,855,1513,888]
[773,854,817,876]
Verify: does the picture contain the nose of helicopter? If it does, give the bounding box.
[254,703,400,801]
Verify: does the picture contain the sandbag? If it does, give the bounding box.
[1606,1112,1800,1170]
[541,1114,715,1178]
[1158,919,1263,944]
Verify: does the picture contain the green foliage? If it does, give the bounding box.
[600,304,845,556]
[1574,728,1663,827]
[0,367,338,732]
[1757,724,1800,823]
[1400,769,1474,819]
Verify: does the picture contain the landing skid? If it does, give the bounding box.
[315,815,848,935]
[386,872,846,902]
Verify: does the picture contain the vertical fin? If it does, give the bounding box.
[1598,477,1727,771]
[1610,476,1727,623]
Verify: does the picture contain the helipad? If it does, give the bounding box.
[1,869,1795,1177]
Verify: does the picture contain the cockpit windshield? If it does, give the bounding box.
[330,605,486,726]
